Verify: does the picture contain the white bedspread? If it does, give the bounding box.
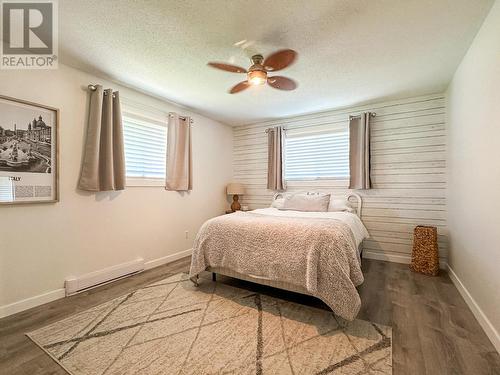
[252,208,369,248]
[190,209,370,320]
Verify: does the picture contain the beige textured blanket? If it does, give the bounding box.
[189,211,364,320]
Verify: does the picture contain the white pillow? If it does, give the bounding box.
[271,195,286,209]
[282,193,331,212]
[271,192,307,209]
[328,196,354,213]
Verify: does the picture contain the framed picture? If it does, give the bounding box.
[0,95,59,204]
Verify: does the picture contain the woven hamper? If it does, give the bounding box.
[410,225,439,276]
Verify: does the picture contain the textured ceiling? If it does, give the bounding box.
[59,0,494,125]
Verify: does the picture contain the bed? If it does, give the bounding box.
[189,192,369,320]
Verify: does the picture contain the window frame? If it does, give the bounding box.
[284,124,350,181]
[121,107,168,187]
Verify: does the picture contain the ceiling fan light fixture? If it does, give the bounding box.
[248,70,267,86]
[207,49,297,93]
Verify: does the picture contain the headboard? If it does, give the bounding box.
[346,193,362,217]
[272,192,363,217]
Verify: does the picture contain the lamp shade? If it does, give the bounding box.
[226,183,245,195]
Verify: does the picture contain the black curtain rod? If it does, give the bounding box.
[87,84,193,124]
[264,112,377,132]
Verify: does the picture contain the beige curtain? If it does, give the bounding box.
[267,126,286,191]
[166,113,192,191]
[349,112,372,189]
[78,85,125,191]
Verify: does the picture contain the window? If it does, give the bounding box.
[284,126,349,180]
[122,113,167,186]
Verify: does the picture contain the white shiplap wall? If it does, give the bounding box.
[233,94,447,264]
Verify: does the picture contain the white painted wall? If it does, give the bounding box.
[234,94,448,265]
[0,64,233,313]
[446,0,500,349]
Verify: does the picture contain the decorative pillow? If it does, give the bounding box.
[282,193,331,212]
[271,194,286,209]
[328,196,354,213]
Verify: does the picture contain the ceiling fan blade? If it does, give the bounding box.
[229,81,250,94]
[267,76,297,91]
[207,62,247,73]
[263,49,297,71]
[233,39,259,59]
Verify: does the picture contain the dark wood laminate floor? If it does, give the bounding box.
[0,257,498,374]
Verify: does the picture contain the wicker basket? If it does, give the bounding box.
[410,225,439,276]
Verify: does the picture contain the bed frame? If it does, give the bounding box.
[205,192,364,295]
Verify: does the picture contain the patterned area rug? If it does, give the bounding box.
[27,273,392,374]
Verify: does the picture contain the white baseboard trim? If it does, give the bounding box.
[144,248,192,270]
[65,258,145,296]
[363,250,411,264]
[447,265,500,354]
[0,248,193,319]
[363,250,448,269]
[0,288,65,319]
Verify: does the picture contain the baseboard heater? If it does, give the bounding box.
[65,258,145,296]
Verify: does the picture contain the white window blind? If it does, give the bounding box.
[284,126,349,180]
[123,114,167,180]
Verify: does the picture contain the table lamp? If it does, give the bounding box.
[226,183,245,212]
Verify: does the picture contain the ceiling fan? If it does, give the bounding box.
[207,49,298,94]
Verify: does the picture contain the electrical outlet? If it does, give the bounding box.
[184,230,189,239]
